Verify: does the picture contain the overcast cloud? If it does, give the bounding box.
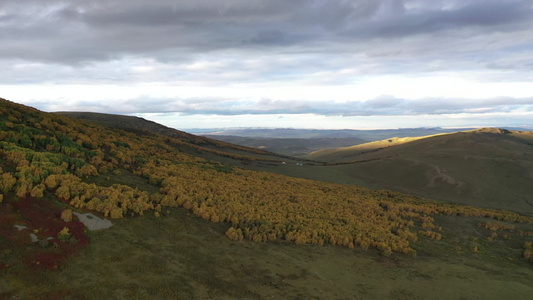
[1,0,533,129]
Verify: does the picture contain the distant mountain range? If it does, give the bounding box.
[195,127,473,139]
[201,135,368,156]
[199,127,475,156]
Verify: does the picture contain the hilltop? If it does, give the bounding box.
[1,98,533,299]
[307,128,533,215]
[56,111,298,164]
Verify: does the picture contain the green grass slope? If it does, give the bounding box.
[3,205,533,299]
[307,128,533,215]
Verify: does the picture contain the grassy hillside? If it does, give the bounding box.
[57,111,302,164]
[3,205,533,299]
[308,134,449,159]
[307,128,533,216]
[1,98,533,299]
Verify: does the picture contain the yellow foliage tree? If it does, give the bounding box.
[57,227,71,241]
[30,184,45,198]
[0,173,17,193]
[61,209,73,222]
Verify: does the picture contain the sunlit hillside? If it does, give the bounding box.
[307,128,533,216]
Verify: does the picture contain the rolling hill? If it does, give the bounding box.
[56,111,297,163]
[200,128,470,157]
[1,98,533,299]
[308,128,533,216]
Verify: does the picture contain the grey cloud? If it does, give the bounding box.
[0,0,531,65]
[180,96,533,117]
[83,1,294,27]
[344,1,533,40]
[34,96,533,117]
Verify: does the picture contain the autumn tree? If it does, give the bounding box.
[0,172,16,193]
[15,178,33,198]
[30,184,45,198]
[57,227,72,242]
[61,209,73,222]
[524,242,533,263]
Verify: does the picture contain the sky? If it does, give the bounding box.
[1,0,533,130]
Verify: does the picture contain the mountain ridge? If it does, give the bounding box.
[55,111,306,164]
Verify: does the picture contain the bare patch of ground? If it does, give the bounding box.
[73,212,113,231]
[426,166,464,188]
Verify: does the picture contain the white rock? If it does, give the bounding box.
[14,225,27,231]
[30,233,39,242]
[73,212,113,231]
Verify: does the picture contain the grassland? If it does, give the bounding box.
[302,128,533,216]
[2,203,533,300]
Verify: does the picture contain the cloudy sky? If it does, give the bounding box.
[2,0,533,130]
